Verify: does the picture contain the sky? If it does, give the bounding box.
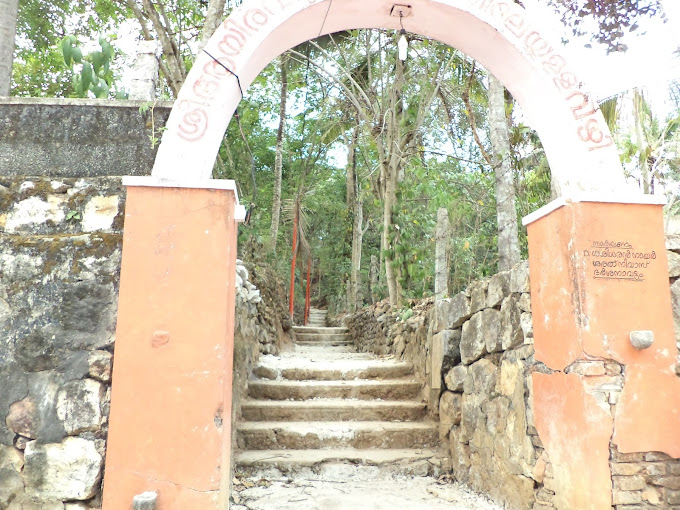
[521,0,679,107]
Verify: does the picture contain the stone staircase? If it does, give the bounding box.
[234,318,441,477]
[307,306,328,327]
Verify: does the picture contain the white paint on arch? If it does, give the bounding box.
[152,0,628,196]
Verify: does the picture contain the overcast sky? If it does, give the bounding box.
[521,0,679,105]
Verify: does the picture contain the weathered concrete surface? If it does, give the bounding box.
[102,184,239,510]
[533,373,614,510]
[614,365,680,457]
[0,98,172,177]
[0,176,290,508]
[231,474,503,510]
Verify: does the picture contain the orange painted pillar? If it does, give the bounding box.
[103,177,245,510]
[525,195,680,510]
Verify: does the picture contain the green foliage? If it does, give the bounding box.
[546,0,665,53]
[59,35,122,99]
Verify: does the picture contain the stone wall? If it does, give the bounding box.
[344,258,680,509]
[0,176,289,509]
[345,298,435,412]
[0,98,172,178]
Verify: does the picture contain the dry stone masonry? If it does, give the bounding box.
[0,177,288,509]
[234,323,442,479]
[345,258,680,509]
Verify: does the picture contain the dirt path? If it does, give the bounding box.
[231,473,503,510]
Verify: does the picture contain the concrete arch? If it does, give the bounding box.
[153,0,626,196]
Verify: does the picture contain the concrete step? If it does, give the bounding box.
[294,326,347,335]
[241,399,427,422]
[295,333,349,342]
[293,340,353,347]
[253,359,414,381]
[235,421,439,450]
[248,379,422,401]
[291,345,355,354]
[234,448,442,477]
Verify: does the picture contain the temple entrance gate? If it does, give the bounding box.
[103,1,680,508]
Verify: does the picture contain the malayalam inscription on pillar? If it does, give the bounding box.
[582,240,657,282]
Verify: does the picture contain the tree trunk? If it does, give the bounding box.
[136,0,187,97]
[269,55,288,254]
[435,208,450,300]
[488,74,521,271]
[633,89,650,194]
[350,193,363,311]
[0,0,19,97]
[369,255,379,305]
[198,0,226,53]
[346,127,358,209]
[304,257,311,325]
[288,207,298,320]
[347,126,362,311]
[382,162,400,307]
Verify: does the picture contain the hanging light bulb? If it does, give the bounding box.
[398,29,408,61]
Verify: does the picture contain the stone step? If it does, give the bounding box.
[294,326,347,335]
[234,448,442,477]
[253,360,414,381]
[248,379,422,401]
[295,333,349,342]
[241,399,427,422]
[235,421,439,450]
[291,345,355,354]
[293,340,353,347]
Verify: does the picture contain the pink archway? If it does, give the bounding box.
[152,0,625,196]
[104,2,680,509]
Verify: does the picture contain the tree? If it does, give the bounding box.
[0,0,19,96]
[269,54,289,255]
[292,33,455,306]
[546,0,665,53]
[488,74,521,270]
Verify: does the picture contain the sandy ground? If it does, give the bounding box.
[231,473,504,510]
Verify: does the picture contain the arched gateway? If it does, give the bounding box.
[104,1,680,509]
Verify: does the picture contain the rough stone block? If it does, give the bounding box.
[88,350,112,382]
[612,489,643,505]
[461,312,486,364]
[439,392,463,439]
[444,366,467,392]
[499,360,523,398]
[518,293,532,313]
[432,330,462,383]
[6,397,37,439]
[56,379,105,435]
[0,469,25,509]
[133,491,158,510]
[483,309,503,354]
[668,250,680,278]
[667,489,680,504]
[7,496,65,510]
[0,363,30,446]
[520,313,534,344]
[510,261,530,294]
[567,360,607,377]
[432,293,471,333]
[449,434,471,482]
[671,280,680,343]
[469,279,488,314]
[487,271,511,308]
[24,437,103,500]
[611,463,643,476]
[468,358,498,395]
[613,475,646,491]
[653,476,680,490]
[500,295,523,350]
